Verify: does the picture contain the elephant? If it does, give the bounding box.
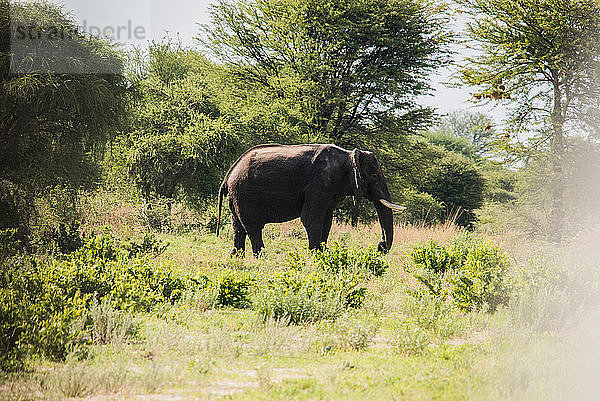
[216,143,405,256]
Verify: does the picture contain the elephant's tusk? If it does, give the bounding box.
[379,199,406,213]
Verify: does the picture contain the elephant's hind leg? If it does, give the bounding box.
[231,213,247,256]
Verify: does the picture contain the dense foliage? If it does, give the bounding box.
[0,231,197,371]
[0,2,128,241]
[203,0,451,146]
[409,233,511,312]
[255,242,389,323]
[458,0,600,240]
[118,42,242,204]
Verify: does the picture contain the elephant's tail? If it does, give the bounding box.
[216,182,227,237]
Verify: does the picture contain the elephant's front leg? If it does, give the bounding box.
[320,207,334,245]
[301,201,328,250]
[247,226,265,257]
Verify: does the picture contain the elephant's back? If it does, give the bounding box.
[227,144,315,189]
[226,144,344,211]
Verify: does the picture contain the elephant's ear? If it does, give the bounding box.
[351,149,364,205]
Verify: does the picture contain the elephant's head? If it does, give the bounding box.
[350,149,405,253]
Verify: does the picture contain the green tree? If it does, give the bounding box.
[383,137,486,226]
[120,41,241,205]
[458,0,600,241]
[417,150,486,226]
[422,130,478,159]
[435,110,495,156]
[202,0,451,148]
[0,1,128,240]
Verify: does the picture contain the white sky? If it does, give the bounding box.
[48,0,509,125]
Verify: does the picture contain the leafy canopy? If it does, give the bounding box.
[202,0,451,147]
[120,41,241,203]
[458,0,600,157]
[0,1,128,236]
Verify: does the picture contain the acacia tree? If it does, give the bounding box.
[202,0,451,148]
[458,0,600,241]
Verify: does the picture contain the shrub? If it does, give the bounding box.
[85,297,140,346]
[391,321,431,355]
[314,241,388,277]
[0,231,201,371]
[396,188,444,225]
[409,233,511,312]
[254,269,347,324]
[0,228,21,261]
[255,243,387,324]
[30,185,85,253]
[215,271,253,309]
[51,222,85,254]
[0,258,88,371]
[125,232,169,258]
[48,231,192,312]
[331,315,379,352]
[418,151,486,227]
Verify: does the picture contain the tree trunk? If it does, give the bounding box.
[550,76,566,243]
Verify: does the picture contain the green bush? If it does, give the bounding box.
[396,188,444,225]
[0,258,88,371]
[215,271,253,309]
[48,232,193,312]
[0,228,21,261]
[0,231,201,371]
[314,241,388,277]
[391,320,432,355]
[417,151,486,227]
[125,232,169,258]
[84,297,140,346]
[254,268,347,324]
[30,185,84,253]
[409,233,511,312]
[255,243,387,324]
[51,222,85,254]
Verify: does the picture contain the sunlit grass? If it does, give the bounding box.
[2,220,600,401]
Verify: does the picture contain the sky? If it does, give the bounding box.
[45,0,508,124]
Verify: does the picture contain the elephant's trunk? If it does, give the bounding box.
[374,198,394,253]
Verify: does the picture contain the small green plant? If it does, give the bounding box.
[333,315,379,351]
[85,297,139,346]
[508,257,600,331]
[125,232,169,258]
[49,231,196,311]
[254,274,346,324]
[215,271,253,309]
[55,362,97,398]
[314,241,388,277]
[391,320,431,355]
[400,291,465,341]
[254,244,384,324]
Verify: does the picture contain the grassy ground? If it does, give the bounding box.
[2,220,600,401]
